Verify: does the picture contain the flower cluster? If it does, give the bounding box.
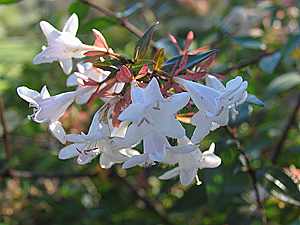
[17,14,250,186]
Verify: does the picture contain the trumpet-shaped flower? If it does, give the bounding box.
[118,78,190,141]
[17,85,94,143]
[59,107,139,167]
[173,76,248,143]
[159,136,221,186]
[122,132,198,169]
[33,13,107,74]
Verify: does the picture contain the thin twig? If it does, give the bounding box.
[78,0,144,38]
[225,126,268,225]
[272,92,300,164]
[0,93,12,165]
[220,50,278,75]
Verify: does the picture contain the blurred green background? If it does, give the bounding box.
[1,0,300,224]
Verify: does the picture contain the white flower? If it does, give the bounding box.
[118,78,190,142]
[122,132,198,169]
[173,76,248,143]
[17,85,94,143]
[159,137,221,186]
[33,13,107,74]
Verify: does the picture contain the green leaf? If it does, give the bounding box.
[79,17,119,33]
[263,72,300,99]
[153,48,165,70]
[224,171,252,195]
[133,22,159,61]
[230,37,266,50]
[204,139,239,208]
[0,0,21,4]
[68,2,90,21]
[282,34,300,59]
[228,103,253,127]
[257,166,300,206]
[258,51,282,74]
[245,94,264,107]
[161,49,218,73]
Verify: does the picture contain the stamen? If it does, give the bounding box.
[195,175,202,185]
[137,117,150,127]
[229,96,234,101]
[216,106,224,116]
[153,100,161,110]
[76,148,83,154]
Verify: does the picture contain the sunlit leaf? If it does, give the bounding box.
[257,166,300,206]
[161,49,218,73]
[263,72,300,99]
[133,22,158,61]
[68,1,90,21]
[258,51,282,74]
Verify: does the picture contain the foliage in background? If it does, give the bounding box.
[1,0,300,224]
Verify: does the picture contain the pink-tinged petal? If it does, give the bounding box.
[191,116,212,144]
[159,167,180,180]
[59,58,73,74]
[58,143,83,159]
[122,154,149,169]
[62,13,78,36]
[118,103,146,121]
[49,121,66,144]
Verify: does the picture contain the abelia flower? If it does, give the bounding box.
[33,13,107,74]
[159,136,221,186]
[173,76,248,143]
[118,78,190,141]
[122,132,198,169]
[17,85,94,143]
[59,106,139,167]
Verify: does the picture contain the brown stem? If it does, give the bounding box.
[272,92,300,164]
[220,50,278,75]
[0,93,12,165]
[225,126,268,225]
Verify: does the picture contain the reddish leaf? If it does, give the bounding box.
[175,53,188,75]
[116,66,133,83]
[188,46,211,54]
[175,116,191,124]
[170,60,179,76]
[178,71,206,81]
[85,51,107,56]
[173,81,182,93]
[92,29,109,51]
[168,33,182,54]
[86,93,97,108]
[99,78,117,93]
[200,53,216,71]
[183,31,194,54]
[112,101,121,128]
[120,88,132,112]
[135,64,149,79]
[161,79,171,95]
